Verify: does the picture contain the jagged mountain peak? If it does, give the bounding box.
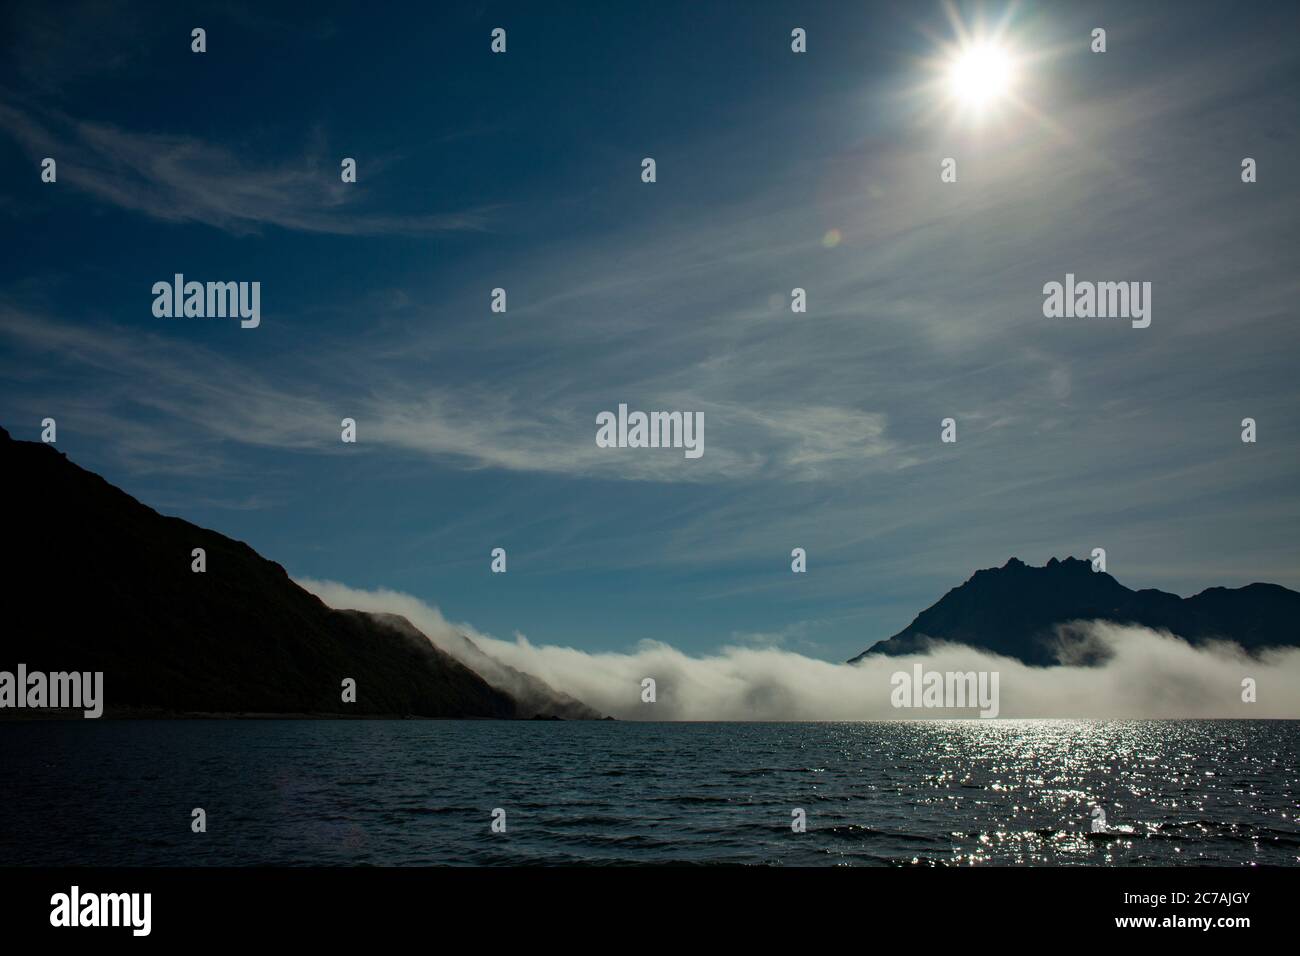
[851,557,1299,666]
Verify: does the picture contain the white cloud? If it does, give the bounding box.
[299,579,1300,720]
[0,101,492,236]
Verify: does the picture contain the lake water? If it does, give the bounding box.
[1,719,1295,866]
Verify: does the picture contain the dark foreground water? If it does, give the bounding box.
[0,720,1295,866]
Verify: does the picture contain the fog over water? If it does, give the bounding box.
[300,580,1300,720]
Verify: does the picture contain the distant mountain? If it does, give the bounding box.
[0,426,596,718]
[850,556,1300,666]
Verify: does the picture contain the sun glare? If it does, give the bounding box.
[947,41,1016,108]
[910,3,1040,129]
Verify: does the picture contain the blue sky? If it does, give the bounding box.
[2,0,1298,662]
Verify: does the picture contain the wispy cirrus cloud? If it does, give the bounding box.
[0,304,903,484]
[2,0,1299,659]
[0,100,494,236]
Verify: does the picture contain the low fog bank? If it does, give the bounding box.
[298,579,1300,720]
[362,610,601,719]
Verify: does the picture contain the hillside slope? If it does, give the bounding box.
[1,427,521,716]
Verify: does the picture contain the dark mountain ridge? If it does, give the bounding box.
[0,426,591,717]
[851,556,1300,666]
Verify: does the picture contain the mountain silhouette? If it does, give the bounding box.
[0,426,595,718]
[851,556,1300,666]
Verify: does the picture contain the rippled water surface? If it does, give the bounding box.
[0,720,1295,865]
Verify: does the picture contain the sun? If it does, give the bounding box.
[946,41,1016,108]
[910,3,1041,129]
